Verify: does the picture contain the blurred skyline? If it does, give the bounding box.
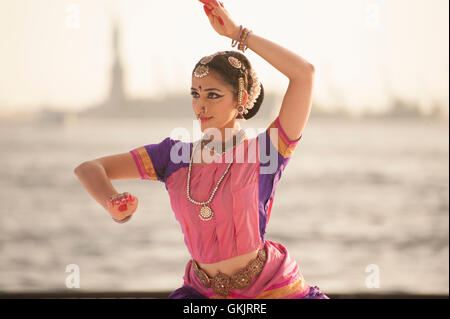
[0,0,448,118]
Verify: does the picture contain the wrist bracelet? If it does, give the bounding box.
[231,25,243,48]
[238,28,248,47]
[238,28,250,51]
[231,26,252,53]
[242,30,252,52]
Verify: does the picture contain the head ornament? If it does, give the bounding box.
[194,52,261,117]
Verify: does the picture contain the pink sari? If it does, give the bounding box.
[174,240,329,299]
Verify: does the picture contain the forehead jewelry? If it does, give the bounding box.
[193,52,262,117]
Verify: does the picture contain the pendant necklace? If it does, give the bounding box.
[186,130,245,221]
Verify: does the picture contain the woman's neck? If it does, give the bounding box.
[203,121,242,143]
[202,123,246,154]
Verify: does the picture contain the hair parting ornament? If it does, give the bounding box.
[194,51,262,118]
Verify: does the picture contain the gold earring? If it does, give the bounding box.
[238,77,245,106]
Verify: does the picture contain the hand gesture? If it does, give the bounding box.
[200,0,240,39]
[106,192,138,223]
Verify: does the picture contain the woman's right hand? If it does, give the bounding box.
[106,192,139,223]
[200,0,240,40]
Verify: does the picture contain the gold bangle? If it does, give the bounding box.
[238,28,249,51]
[242,30,252,52]
[238,30,249,51]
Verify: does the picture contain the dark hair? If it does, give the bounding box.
[192,50,264,121]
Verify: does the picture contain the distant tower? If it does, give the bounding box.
[108,19,126,109]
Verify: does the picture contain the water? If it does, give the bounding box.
[0,116,448,295]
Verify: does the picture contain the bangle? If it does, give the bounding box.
[242,30,252,52]
[231,25,243,48]
[238,28,250,51]
[238,28,248,49]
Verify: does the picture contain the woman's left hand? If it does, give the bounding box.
[199,0,240,40]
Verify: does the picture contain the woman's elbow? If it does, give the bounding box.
[302,63,315,76]
[290,63,315,81]
[74,161,96,175]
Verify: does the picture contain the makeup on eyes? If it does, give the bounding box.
[191,91,223,98]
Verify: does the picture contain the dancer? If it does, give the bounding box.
[74,0,328,299]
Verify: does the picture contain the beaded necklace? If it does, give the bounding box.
[186,129,246,221]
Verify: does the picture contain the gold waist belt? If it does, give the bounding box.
[192,248,267,297]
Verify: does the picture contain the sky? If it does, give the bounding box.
[0,0,448,117]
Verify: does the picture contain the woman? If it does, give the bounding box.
[74,0,328,299]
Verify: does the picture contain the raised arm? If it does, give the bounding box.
[205,1,315,142]
[241,31,314,142]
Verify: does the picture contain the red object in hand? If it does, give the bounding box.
[198,0,219,6]
[199,0,223,24]
[118,204,127,212]
[203,5,212,16]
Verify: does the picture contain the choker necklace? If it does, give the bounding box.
[186,129,246,221]
[201,129,246,155]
